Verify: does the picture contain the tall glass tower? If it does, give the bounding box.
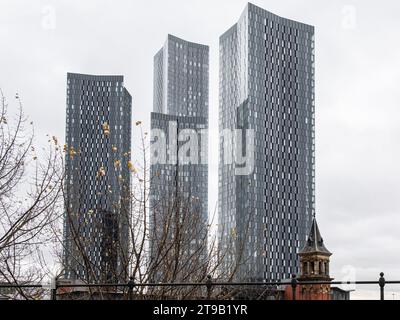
[149,35,209,281]
[218,3,315,281]
[63,73,132,283]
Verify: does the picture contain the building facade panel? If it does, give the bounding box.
[150,35,209,281]
[64,73,131,283]
[219,3,315,281]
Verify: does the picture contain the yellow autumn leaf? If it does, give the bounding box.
[69,147,77,158]
[97,166,106,177]
[102,122,110,136]
[114,159,121,168]
[127,160,136,173]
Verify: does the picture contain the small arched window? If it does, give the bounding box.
[303,262,308,275]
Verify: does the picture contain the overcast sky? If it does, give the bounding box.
[1,0,400,299]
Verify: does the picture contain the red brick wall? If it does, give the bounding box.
[284,284,331,300]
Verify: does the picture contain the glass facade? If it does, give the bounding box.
[150,35,209,280]
[63,73,132,283]
[218,3,315,281]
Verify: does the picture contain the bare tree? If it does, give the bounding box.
[57,121,256,300]
[0,91,266,300]
[0,90,63,299]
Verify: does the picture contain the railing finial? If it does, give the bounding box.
[206,275,213,299]
[379,272,385,301]
[291,274,298,301]
[127,276,135,300]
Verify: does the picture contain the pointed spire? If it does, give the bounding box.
[299,217,331,255]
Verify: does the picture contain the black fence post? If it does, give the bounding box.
[50,278,57,301]
[379,272,385,301]
[206,275,213,299]
[291,274,298,301]
[127,276,135,300]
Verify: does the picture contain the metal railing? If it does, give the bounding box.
[0,272,398,300]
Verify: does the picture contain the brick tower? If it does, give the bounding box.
[297,217,332,300]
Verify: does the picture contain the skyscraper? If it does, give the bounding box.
[149,35,209,281]
[219,3,315,281]
[63,73,132,283]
